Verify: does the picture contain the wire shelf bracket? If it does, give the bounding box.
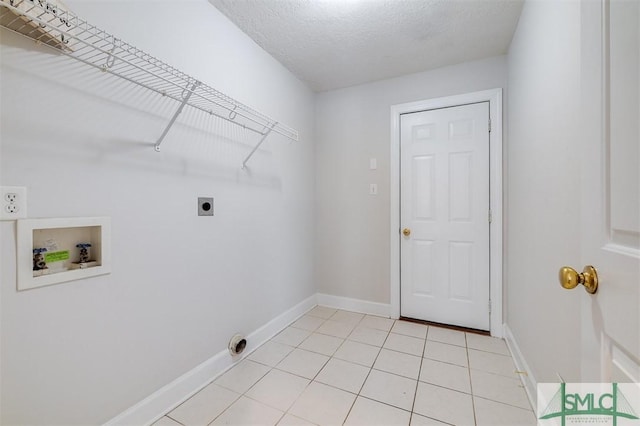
[241,123,276,169]
[0,0,299,165]
[155,81,200,152]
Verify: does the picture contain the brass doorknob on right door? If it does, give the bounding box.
[559,265,598,294]
[402,228,411,237]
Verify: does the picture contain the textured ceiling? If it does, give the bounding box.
[209,0,524,92]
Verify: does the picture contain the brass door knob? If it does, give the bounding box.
[402,228,411,237]
[559,265,598,294]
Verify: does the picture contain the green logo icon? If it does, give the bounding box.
[539,383,639,426]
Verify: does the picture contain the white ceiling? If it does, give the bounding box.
[209,0,524,92]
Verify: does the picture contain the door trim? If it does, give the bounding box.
[390,89,504,337]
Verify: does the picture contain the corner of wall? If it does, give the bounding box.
[316,293,391,318]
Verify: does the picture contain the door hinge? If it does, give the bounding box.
[488,299,492,314]
[488,209,492,223]
[488,117,492,133]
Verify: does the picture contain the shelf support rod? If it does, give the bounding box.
[154,81,200,152]
[241,122,277,169]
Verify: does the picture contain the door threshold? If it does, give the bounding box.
[399,316,490,336]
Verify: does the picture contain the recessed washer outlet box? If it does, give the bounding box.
[198,197,214,216]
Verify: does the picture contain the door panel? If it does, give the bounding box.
[609,0,640,245]
[412,240,434,295]
[400,102,490,330]
[449,152,473,221]
[413,156,435,220]
[580,0,640,383]
[449,241,473,300]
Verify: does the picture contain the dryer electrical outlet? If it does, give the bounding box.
[1,186,27,220]
[198,197,214,216]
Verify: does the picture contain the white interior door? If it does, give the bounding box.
[579,0,640,383]
[400,102,490,330]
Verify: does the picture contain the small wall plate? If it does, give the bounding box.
[198,197,214,216]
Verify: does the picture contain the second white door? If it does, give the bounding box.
[400,102,490,330]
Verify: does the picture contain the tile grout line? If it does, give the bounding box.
[407,324,429,424]
[205,389,243,426]
[465,332,480,426]
[473,394,537,412]
[273,318,327,424]
[251,312,329,425]
[334,313,372,424]
[339,315,392,424]
[165,414,185,426]
[279,309,364,425]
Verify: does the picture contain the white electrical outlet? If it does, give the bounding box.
[1,186,27,220]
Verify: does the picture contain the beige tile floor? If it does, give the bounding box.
[154,307,536,426]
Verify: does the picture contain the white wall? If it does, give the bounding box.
[0,1,315,424]
[315,56,507,304]
[506,0,582,384]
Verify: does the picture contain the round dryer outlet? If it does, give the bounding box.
[228,334,247,356]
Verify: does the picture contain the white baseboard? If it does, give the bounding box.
[105,293,392,425]
[244,295,318,356]
[317,293,391,318]
[503,323,537,410]
[105,294,317,426]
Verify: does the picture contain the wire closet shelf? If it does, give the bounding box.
[0,0,299,167]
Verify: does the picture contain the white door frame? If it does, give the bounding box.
[390,88,504,337]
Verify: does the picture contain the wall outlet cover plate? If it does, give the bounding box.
[1,186,27,220]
